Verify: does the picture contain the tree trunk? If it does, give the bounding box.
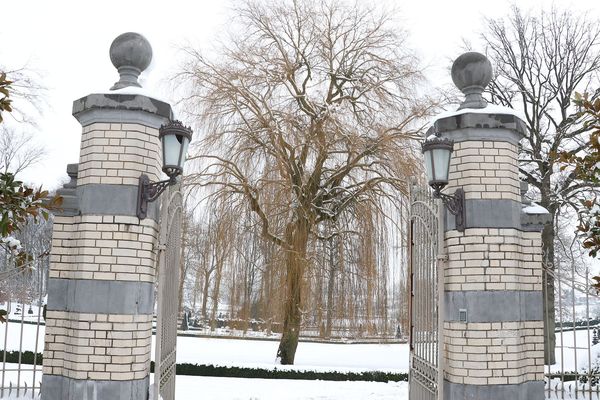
[276,219,309,365]
[178,256,186,316]
[201,270,211,319]
[316,242,324,337]
[210,260,223,331]
[325,236,336,338]
[178,215,189,315]
[541,201,556,365]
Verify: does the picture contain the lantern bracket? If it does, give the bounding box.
[137,174,177,219]
[433,187,466,232]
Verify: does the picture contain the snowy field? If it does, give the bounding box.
[173,336,408,373]
[0,322,409,373]
[170,375,408,400]
[7,320,600,399]
[551,328,600,372]
[0,364,408,400]
[1,322,409,399]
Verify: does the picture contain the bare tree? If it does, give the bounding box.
[0,66,46,176]
[0,67,45,127]
[179,0,434,364]
[481,5,600,364]
[0,126,45,176]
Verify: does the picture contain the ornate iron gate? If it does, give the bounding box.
[408,185,441,400]
[153,184,183,400]
[0,263,46,398]
[543,260,600,399]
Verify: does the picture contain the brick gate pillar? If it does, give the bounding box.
[432,52,550,399]
[42,33,172,400]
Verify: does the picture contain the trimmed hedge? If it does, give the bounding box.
[166,363,407,382]
[1,350,42,365]
[1,351,407,382]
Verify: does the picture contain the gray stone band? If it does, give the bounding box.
[42,375,149,400]
[444,290,542,323]
[47,278,154,315]
[443,379,544,400]
[444,127,524,145]
[444,198,544,232]
[77,183,159,221]
[73,93,172,128]
[428,112,527,144]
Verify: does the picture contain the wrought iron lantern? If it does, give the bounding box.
[421,135,465,232]
[137,120,193,219]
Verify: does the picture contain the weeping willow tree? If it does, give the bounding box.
[179,0,435,364]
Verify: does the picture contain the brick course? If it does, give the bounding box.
[49,215,158,282]
[444,228,542,292]
[43,311,152,381]
[77,123,162,186]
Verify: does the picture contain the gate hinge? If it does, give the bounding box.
[156,243,167,251]
[436,254,448,262]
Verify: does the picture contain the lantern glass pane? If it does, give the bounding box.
[424,150,434,182]
[178,136,190,168]
[162,133,181,167]
[432,147,451,181]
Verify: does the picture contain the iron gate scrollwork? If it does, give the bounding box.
[153,184,183,400]
[408,185,441,400]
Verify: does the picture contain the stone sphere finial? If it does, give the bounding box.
[109,32,153,90]
[451,52,492,110]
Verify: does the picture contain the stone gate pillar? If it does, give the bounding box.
[432,53,550,399]
[42,33,172,400]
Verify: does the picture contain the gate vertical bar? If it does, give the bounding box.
[154,185,182,400]
[437,198,445,400]
[153,189,169,400]
[409,184,439,400]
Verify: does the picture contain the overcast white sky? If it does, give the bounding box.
[2,0,598,188]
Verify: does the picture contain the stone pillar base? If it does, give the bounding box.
[42,375,149,400]
[444,379,544,400]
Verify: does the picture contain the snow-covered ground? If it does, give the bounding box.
[551,328,600,372]
[1,321,409,398]
[173,336,408,373]
[0,322,409,373]
[11,320,600,399]
[0,364,408,400]
[170,375,408,400]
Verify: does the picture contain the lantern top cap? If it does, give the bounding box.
[451,52,493,110]
[421,135,454,153]
[159,120,193,139]
[109,32,153,90]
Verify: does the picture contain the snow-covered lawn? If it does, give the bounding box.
[0,322,409,373]
[0,322,45,355]
[1,321,409,399]
[0,363,42,399]
[174,336,408,373]
[0,364,408,400]
[551,328,600,372]
[171,375,408,400]
[7,320,600,375]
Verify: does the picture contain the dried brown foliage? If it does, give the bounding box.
[178,0,435,363]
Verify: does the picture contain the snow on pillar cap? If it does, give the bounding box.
[109,32,153,90]
[451,52,493,110]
